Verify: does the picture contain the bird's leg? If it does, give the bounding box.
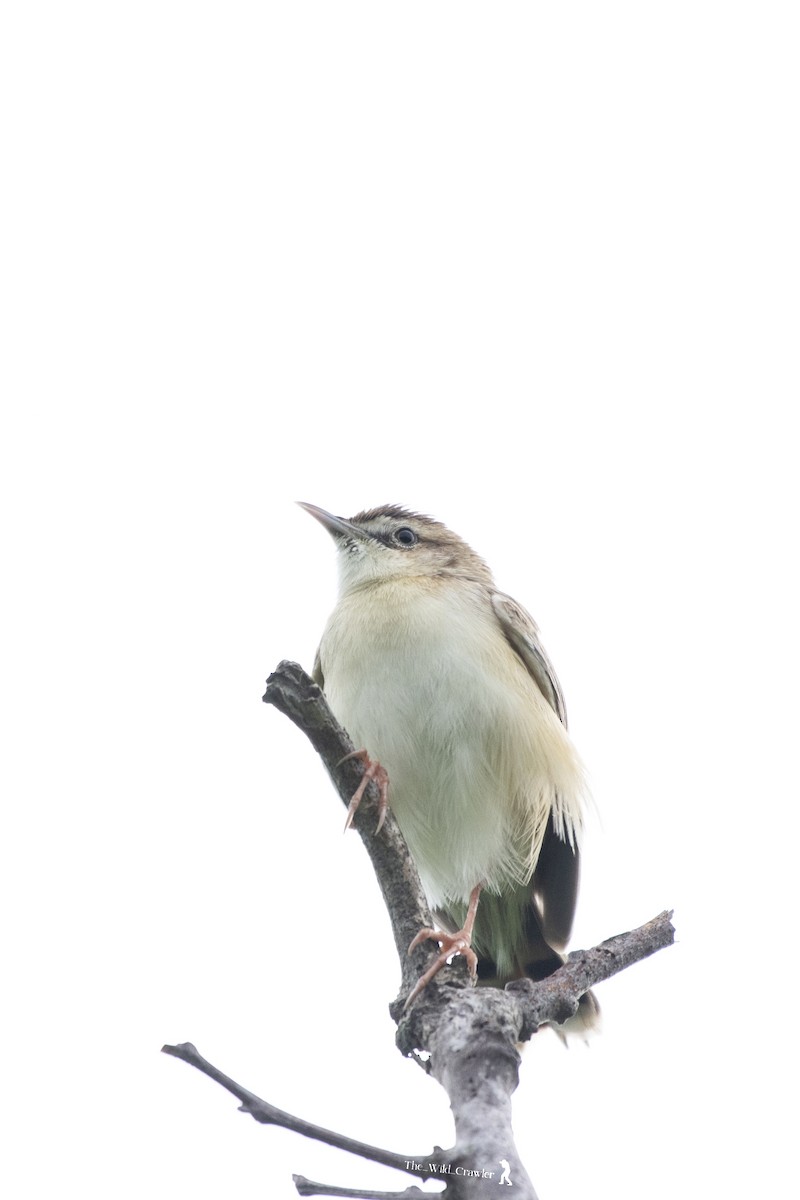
[404,883,484,1010]
[337,749,390,834]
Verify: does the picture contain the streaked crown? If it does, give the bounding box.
[299,502,493,592]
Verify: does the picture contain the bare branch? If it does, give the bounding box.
[509,909,675,1040]
[394,909,674,1059]
[293,1175,436,1199]
[161,1042,445,1180]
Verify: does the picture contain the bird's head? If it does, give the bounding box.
[298,503,493,594]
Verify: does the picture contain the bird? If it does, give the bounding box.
[300,501,599,1035]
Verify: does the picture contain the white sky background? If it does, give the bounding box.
[2,3,799,1198]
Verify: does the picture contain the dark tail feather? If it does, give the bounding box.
[519,904,601,1042]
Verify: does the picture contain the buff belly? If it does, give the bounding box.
[319,578,585,938]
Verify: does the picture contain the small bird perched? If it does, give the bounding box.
[300,502,598,1034]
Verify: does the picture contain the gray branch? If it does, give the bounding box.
[161,1041,444,1180]
[293,1176,434,1199]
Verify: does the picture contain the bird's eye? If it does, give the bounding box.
[394,527,418,546]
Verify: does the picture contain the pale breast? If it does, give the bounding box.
[319,578,585,908]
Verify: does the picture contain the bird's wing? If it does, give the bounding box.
[490,589,579,954]
[490,591,568,726]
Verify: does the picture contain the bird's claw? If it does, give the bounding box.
[404,926,479,1010]
[337,749,389,833]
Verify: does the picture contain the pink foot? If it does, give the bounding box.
[337,749,389,833]
[404,883,484,1010]
[404,927,479,1010]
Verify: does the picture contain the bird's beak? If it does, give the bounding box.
[297,502,367,542]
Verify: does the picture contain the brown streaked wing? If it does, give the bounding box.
[490,589,580,953]
[490,591,568,726]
